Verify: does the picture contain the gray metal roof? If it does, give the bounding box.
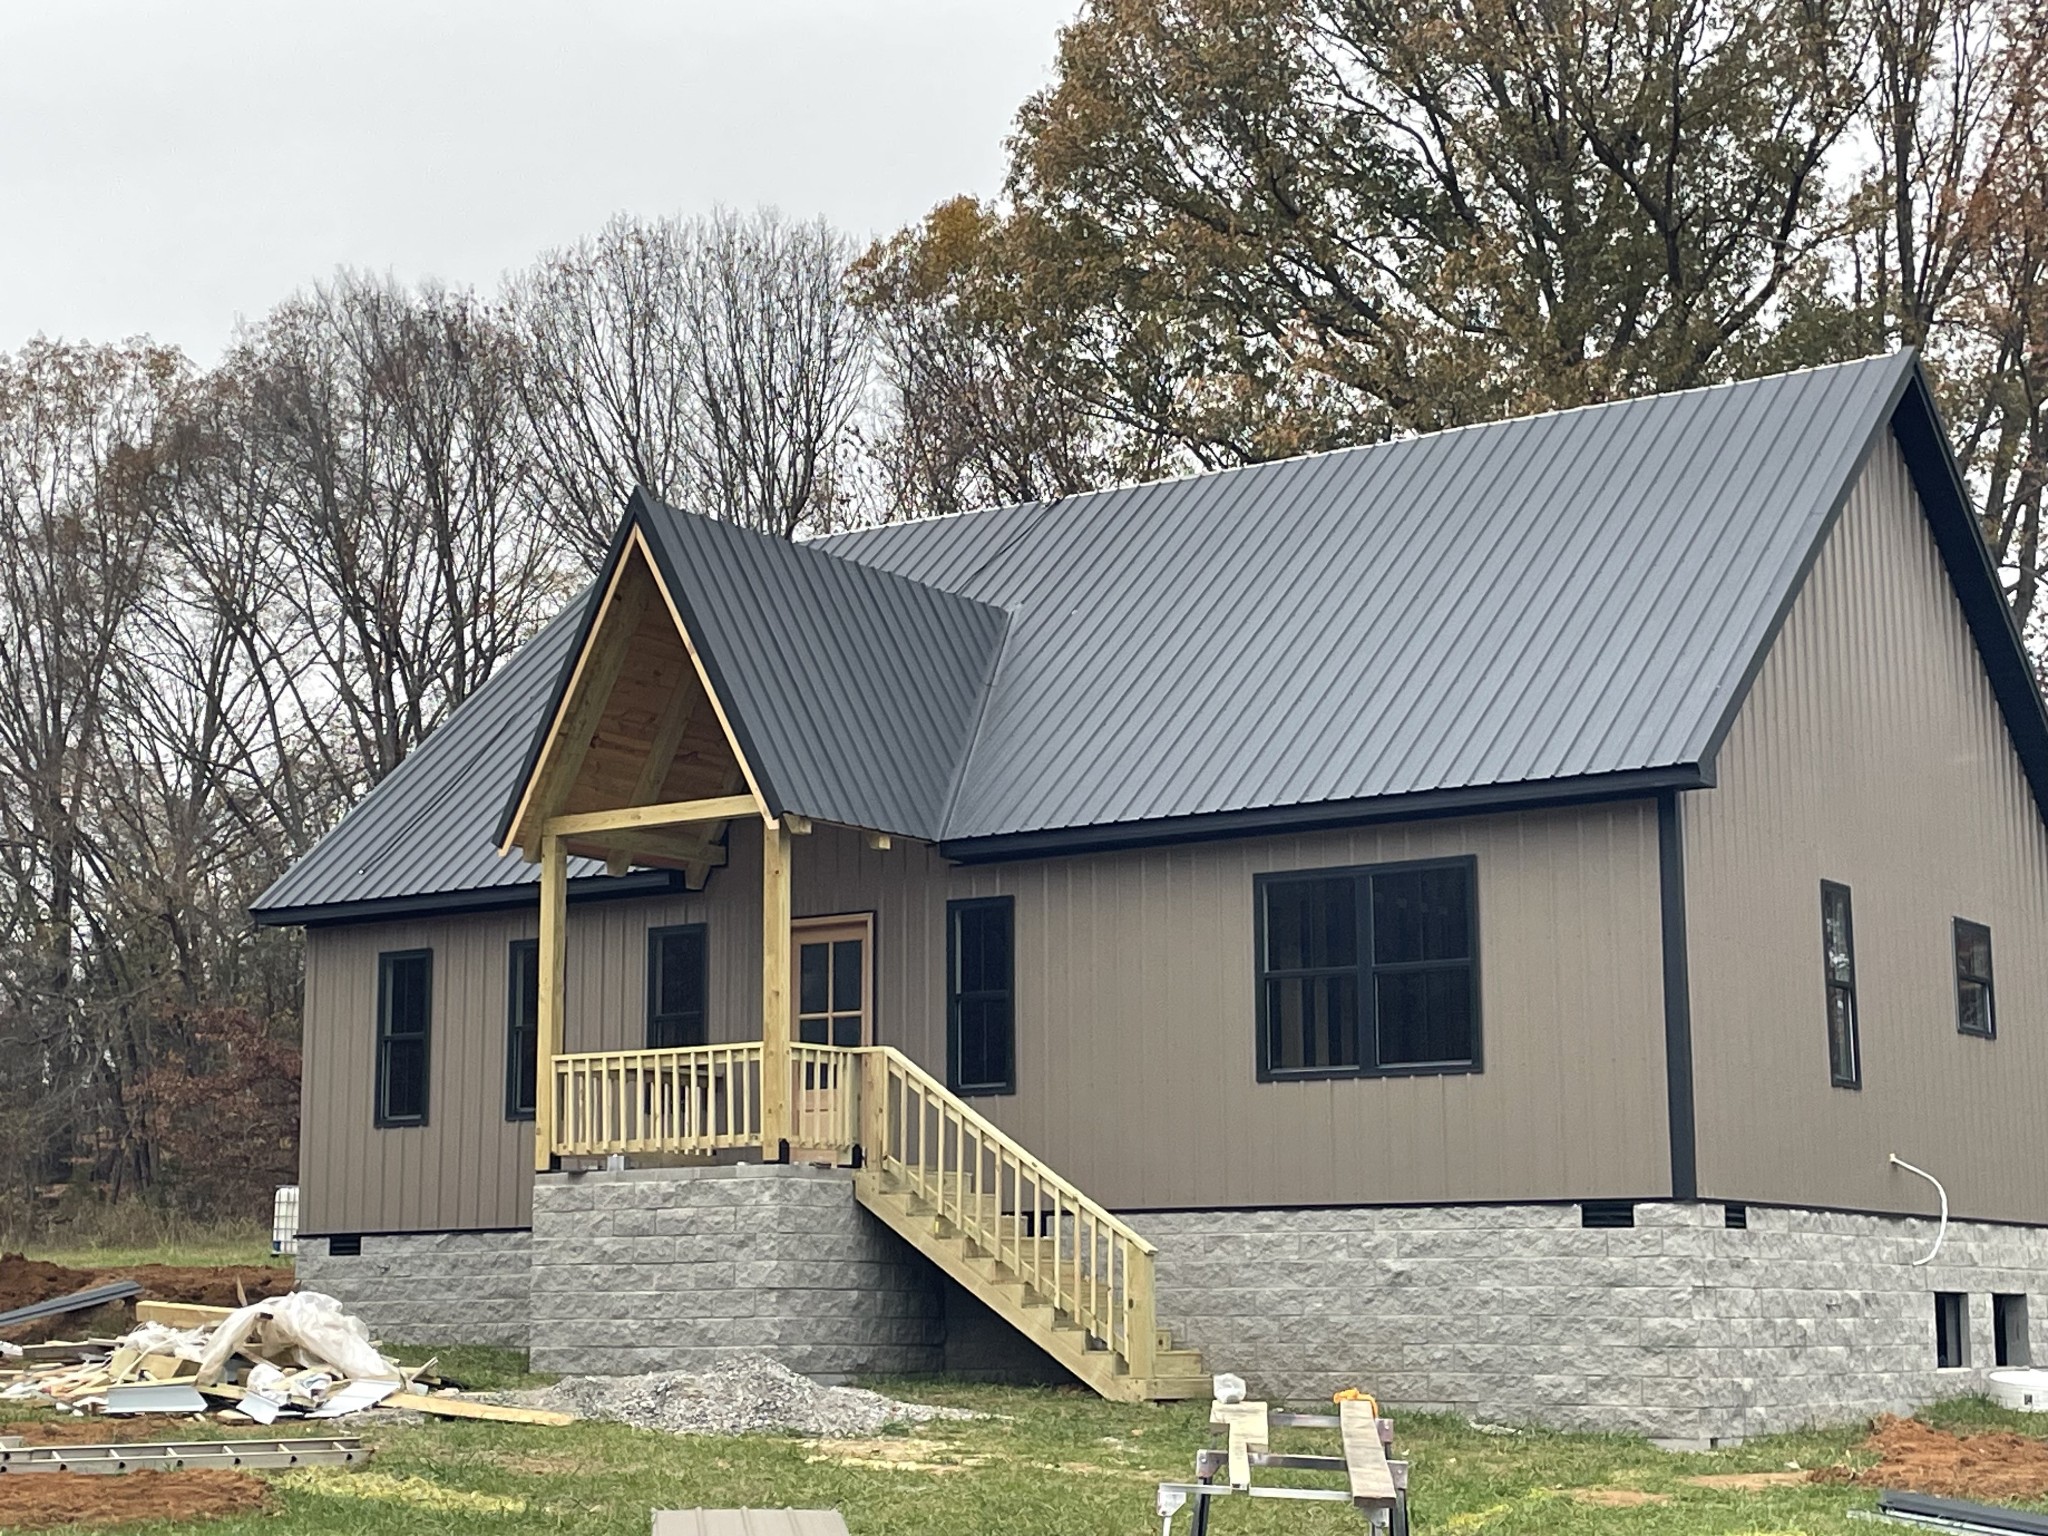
[635,498,1009,837]
[825,351,1920,842]
[249,602,648,923]
[264,350,2046,919]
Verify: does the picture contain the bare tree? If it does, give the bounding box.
[512,208,871,553]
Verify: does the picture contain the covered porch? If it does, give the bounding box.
[490,495,1196,1398]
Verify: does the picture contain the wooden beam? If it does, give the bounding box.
[568,827,729,871]
[864,832,892,851]
[501,558,656,856]
[783,814,812,835]
[535,834,567,1172]
[545,795,759,839]
[760,820,793,1157]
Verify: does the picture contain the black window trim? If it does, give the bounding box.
[947,894,1016,1098]
[374,947,432,1129]
[646,922,710,1049]
[1254,854,1483,1083]
[506,937,538,1123]
[1953,916,1996,1039]
[1821,880,1861,1090]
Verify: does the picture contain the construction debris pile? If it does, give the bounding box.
[1,1292,416,1424]
[516,1353,980,1438]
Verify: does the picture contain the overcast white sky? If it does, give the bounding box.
[0,1,1076,359]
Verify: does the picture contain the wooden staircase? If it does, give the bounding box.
[853,1049,1208,1402]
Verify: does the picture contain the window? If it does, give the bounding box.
[1256,859,1478,1079]
[506,939,538,1121]
[1936,1292,1970,1369]
[1955,919,1995,1038]
[375,949,431,1126]
[948,897,1014,1095]
[1821,882,1860,1088]
[646,925,708,1048]
[1996,1294,2032,1368]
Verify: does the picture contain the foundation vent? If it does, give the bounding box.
[1579,1200,1636,1229]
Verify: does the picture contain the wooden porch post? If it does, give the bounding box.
[534,833,567,1172]
[759,819,792,1158]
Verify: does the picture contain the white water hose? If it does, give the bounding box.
[1889,1154,1949,1266]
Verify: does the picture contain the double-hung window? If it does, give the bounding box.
[647,924,709,1048]
[506,939,538,1120]
[1257,858,1479,1079]
[375,949,432,1126]
[948,897,1014,1095]
[1820,882,1860,1088]
[1954,918,1995,1038]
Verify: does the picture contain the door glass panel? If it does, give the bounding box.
[798,1016,829,1046]
[799,943,830,1015]
[831,1014,863,1048]
[832,940,863,1013]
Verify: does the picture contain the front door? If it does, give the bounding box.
[793,915,873,1047]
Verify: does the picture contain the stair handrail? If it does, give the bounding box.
[862,1045,1155,1255]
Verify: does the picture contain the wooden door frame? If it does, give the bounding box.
[791,911,877,1045]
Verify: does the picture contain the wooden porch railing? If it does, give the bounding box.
[550,1043,763,1156]
[858,1046,1158,1384]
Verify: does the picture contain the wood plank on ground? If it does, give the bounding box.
[1339,1399,1395,1501]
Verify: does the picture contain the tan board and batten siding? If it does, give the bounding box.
[301,804,1669,1234]
[1686,435,2048,1224]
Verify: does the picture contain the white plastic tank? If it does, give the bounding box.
[1989,1368,2048,1412]
[271,1185,300,1256]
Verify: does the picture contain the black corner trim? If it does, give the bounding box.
[939,766,1707,864]
[1658,790,1698,1202]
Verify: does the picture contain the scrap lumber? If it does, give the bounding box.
[133,1300,234,1329]
[385,1391,575,1426]
[0,1280,142,1331]
[1338,1398,1396,1501]
[1209,1400,1270,1490]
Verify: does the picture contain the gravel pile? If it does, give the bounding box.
[513,1352,980,1438]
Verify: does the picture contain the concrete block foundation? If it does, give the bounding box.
[294,1228,532,1347]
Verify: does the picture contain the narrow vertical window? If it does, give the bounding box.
[506,939,538,1121]
[948,897,1014,1095]
[646,925,708,1048]
[375,949,432,1127]
[1954,919,1995,1038]
[1820,882,1860,1088]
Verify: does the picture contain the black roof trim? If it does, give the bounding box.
[254,868,687,930]
[936,765,1708,863]
[628,495,789,819]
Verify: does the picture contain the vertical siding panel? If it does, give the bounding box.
[1689,438,2048,1221]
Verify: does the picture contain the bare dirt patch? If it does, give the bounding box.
[1683,1471,1812,1490]
[0,1416,216,1446]
[0,1252,293,1343]
[1568,1488,1672,1506]
[0,1468,270,1529]
[1812,1415,2048,1501]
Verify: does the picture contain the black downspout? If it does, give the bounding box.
[1658,790,1698,1202]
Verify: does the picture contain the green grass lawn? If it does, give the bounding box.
[10,1349,2044,1535]
[10,1218,284,1272]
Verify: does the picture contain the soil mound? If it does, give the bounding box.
[0,1468,270,1529]
[0,1252,294,1341]
[1813,1414,2048,1502]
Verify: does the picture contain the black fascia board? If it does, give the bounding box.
[251,868,688,930]
[628,499,788,820]
[937,765,1709,864]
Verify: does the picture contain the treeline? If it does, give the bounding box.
[1,0,2043,1223]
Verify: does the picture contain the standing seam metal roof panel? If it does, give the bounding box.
[261,351,2033,919]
